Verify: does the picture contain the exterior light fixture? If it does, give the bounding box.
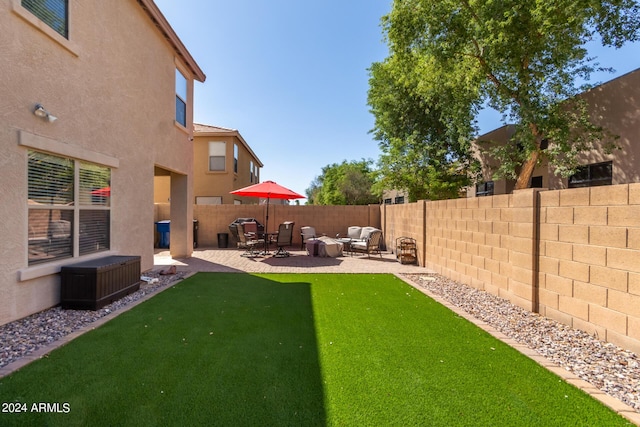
[33,103,57,122]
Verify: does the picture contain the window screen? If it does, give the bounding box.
[22,0,68,38]
[79,210,110,255]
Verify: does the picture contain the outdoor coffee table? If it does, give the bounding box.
[336,238,355,256]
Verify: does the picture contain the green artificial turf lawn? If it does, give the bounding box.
[0,273,632,426]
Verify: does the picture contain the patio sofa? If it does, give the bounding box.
[342,226,384,258]
[346,226,380,242]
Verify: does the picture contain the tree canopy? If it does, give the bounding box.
[306,160,380,205]
[369,0,640,192]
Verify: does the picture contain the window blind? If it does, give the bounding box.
[22,0,68,38]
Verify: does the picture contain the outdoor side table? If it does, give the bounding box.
[336,238,354,256]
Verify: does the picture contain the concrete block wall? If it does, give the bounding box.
[155,203,380,248]
[422,190,538,312]
[382,201,426,262]
[538,184,640,354]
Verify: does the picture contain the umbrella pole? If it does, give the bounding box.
[265,197,269,234]
[265,196,270,253]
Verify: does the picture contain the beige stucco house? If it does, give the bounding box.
[155,123,264,205]
[382,189,408,205]
[0,0,205,326]
[470,68,640,196]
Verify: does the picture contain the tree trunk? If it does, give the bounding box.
[515,150,540,189]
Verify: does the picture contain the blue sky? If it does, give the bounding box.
[154,0,640,201]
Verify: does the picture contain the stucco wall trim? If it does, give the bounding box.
[18,251,116,282]
[19,130,120,168]
[11,0,79,57]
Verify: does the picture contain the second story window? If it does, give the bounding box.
[233,144,238,174]
[476,181,494,197]
[250,161,254,182]
[208,141,226,171]
[175,69,187,127]
[22,0,68,38]
[568,161,613,188]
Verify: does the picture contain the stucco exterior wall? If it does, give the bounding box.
[192,134,259,205]
[473,68,640,194]
[156,125,263,205]
[1,0,201,325]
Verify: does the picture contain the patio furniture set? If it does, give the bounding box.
[237,221,295,258]
[236,222,384,259]
[301,225,384,259]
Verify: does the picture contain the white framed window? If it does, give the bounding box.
[250,161,254,182]
[208,141,226,171]
[175,68,187,127]
[21,0,68,38]
[28,151,111,265]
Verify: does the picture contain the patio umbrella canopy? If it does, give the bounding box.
[230,180,304,235]
[90,186,110,197]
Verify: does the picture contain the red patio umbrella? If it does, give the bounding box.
[230,180,304,235]
[90,186,111,197]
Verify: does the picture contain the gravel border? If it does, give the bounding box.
[0,270,186,370]
[403,273,640,414]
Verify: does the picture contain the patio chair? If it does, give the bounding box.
[300,226,318,250]
[350,230,383,258]
[238,222,264,257]
[273,221,295,257]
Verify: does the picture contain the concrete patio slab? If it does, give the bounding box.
[154,247,433,274]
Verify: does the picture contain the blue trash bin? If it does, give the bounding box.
[156,220,170,248]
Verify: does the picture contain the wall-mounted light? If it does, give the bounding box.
[33,103,57,122]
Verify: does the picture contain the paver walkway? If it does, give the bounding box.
[154,247,432,274]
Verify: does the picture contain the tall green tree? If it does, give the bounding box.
[371,0,640,190]
[306,160,380,205]
[368,52,479,201]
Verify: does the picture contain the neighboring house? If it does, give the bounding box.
[382,189,408,205]
[470,68,640,196]
[157,123,263,205]
[1,0,205,326]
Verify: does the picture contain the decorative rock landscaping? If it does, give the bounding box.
[0,270,185,370]
[404,273,640,413]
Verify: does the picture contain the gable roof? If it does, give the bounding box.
[138,0,206,82]
[194,123,263,167]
